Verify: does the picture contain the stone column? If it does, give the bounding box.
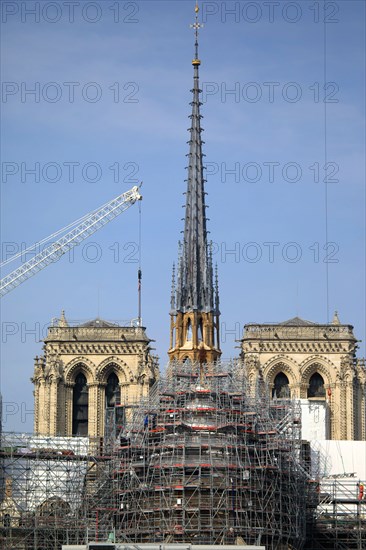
[299,382,308,400]
[33,382,40,434]
[87,383,99,439]
[192,314,197,348]
[43,380,51,436]
[96,384,106,438]
[176,313,183,348]
[64,383,73,436]
[291,383,302,399]
[346,377,355,440]
[339,382,348,439]
[361,383,366,440]
[36,379,44,434]
[57,383,66,435]
[329,383,338,440]
[48,377,59,436]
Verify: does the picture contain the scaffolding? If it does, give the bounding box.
[0,434,111,549]
[1,361,365,550]
[95,360,314,549]
[305,476,366,550]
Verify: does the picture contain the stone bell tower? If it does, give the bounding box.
[32,312,158,438]
[168,3,221,364]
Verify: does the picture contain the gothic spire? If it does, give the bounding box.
[175,2,216,314]
[168,3,221,363]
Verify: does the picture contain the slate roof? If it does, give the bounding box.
[78,318,120,328]
[279,317,317,326]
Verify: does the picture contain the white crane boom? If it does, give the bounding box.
[0,185,142,298]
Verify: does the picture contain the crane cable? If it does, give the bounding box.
[323,7,330,323]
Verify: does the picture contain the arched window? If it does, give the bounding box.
[105,372,124,433]
[72,372,88,436]
[186,319,192,342]
[105,373,120,407]
[272,372,290,398]
[198,320,203,342]
[308,372,325,398]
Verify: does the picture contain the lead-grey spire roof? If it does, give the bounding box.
[173,4,218,315]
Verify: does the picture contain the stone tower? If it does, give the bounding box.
[241,313,366,440]
[168,7,221,363]
[32,312,158,438]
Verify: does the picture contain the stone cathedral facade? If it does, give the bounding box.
[31,3,365,443]
[32,312,158,438]
[241,314,366,440]
[32,312,365,441]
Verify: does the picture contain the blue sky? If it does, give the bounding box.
[1,0,365,432]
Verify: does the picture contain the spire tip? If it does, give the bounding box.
[191,0,203,65]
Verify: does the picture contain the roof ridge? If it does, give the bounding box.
[280,316,317,326]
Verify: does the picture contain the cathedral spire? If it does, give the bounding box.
[176,2,213,314]
[168,3,221,363]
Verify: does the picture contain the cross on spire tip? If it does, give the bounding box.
[190,2,203,66]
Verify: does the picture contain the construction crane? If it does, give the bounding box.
[0,185,142,298]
